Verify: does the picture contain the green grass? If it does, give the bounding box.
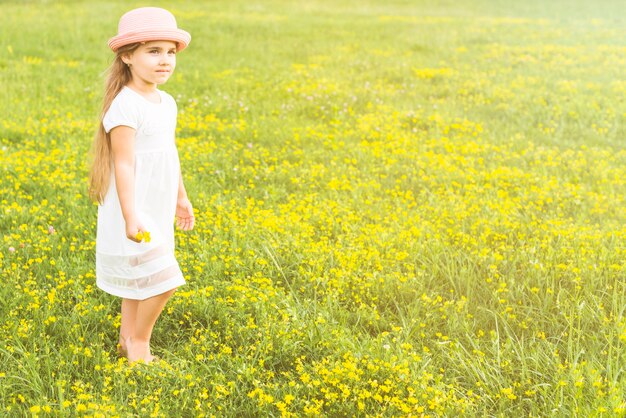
[1,0,626,416]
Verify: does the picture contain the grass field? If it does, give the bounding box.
[1,0,626,416]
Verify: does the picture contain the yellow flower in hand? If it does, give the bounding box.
[135,231,151,243]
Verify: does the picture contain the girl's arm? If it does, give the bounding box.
[176,170,195,231]
[110,125,144,242]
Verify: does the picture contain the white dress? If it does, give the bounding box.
[96,86,185,300]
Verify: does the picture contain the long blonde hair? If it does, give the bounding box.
[88,43,140,203]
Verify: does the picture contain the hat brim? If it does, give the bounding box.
[108,28,191,52]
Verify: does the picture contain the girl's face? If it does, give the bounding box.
[123,40,177,88]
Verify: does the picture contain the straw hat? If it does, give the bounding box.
[108,7,191,52]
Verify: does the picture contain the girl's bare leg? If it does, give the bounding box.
[118,298,139,356]
[125,289,176,363]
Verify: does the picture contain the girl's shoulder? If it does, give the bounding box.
[109,87,145,110]
[103,88,145,133]
[157,89,177,106]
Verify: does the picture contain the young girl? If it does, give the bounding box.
[89,7,194,364]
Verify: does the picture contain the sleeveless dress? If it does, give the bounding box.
[96,86,186,300]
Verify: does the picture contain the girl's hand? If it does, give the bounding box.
[176,198,195,231]
[126,220,148,243]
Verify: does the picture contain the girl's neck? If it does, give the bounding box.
[127,79,156,93]
[126,81,160,103]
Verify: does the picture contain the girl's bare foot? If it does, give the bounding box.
[125,337,157,364]
[117,337,128,357]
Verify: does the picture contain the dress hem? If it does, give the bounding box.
[96,276,186,300]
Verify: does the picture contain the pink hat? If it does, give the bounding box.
[108,7,191,52]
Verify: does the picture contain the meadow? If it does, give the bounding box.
[1,0,626,416]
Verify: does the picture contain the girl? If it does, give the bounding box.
[89,7,194,364]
